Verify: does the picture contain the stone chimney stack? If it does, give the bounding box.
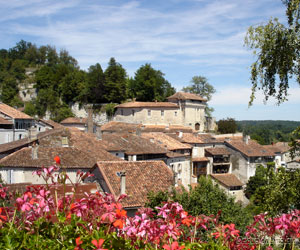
[32,143,39,159]
[120,171,126,195]
[87,105,94,134]
[243,134,249,144]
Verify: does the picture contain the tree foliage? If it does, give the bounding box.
[245,0,300,105]
[0,41,177,121]
[182,76,216,117]
[104,58,127,103]
[128,64,175,102]
[217,118,237,134]
[146,176,252,232]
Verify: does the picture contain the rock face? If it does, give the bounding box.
[71,103,109,125]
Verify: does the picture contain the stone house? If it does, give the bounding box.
[101,133,168,162]
[0,103,35,143]
[0,127,122,184]
[141,132,192,188]
[225,137,275,184]
[86,161,173,216]
[114,92,212,132]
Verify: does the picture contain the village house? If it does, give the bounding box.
[0,128,122,184]
[0,103,35,143]
[224,136,275,184]
[60,117,88,131]
[35,119,63,132]
[86,161,174,216]
[101,133,168,161]
[141,132,192,188]
[114,92,215,132]
[100,121,193,134]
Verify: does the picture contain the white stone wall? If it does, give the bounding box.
[71,103,109,125]
[114,107,181,125]
[167,157,191,189]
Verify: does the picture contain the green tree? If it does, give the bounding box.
[128,64,175,101]
[182,76,216,116]
[146,176,252,232]
[217,118,237,134]
[104,58,127,103]
[85,63,106,104]
[24,101,37,117]
[245,0,300,105]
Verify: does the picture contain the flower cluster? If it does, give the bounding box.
[0,157,300,249]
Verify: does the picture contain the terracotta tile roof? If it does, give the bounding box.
[168,133,203,144]
[0,146,97,168]
[211,174,243,187]
[61,117,87,124]
[192,157,209,162]
[167,92,207,102]
[205,147,231,156]
[101,121,141,133]
[0,103,33,119]
[264,142,291,154]
[39,119,63,129]
[100,121,193,133]
[68,130,123,161]
[1,127,122,162]
[141,132,192,151]
[0,117,13,125]
[198,134,219,143]
[116,102,178,108]
[225,139,275,157]
[96,161,173,208]
[102,133,168,155]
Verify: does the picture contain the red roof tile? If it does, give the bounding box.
[211,174,243,187]
[96,161,173,208]
[205,147,231,156]
[116,102,178,108]
[167,92,206,102]
[225,139,275,157]
[0,103,33,119]
[61,117,87,124]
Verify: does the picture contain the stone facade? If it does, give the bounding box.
[114,92,212,132]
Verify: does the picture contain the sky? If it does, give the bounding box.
[1,0,299,121]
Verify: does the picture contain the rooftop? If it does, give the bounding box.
[61,117,88,124]
[0,103,33,119]
[116,101,178,108]
[102,133,168,155]
[0,146,97,168]
[96,161,173,208]
[225,139,274,157]
[205,147,231,156]
[141,132,192,151]
[167,92,207,102]
[211,174,243,187]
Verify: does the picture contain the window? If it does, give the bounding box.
[19,134,22,139]
[148,110,151,116]
[161,110,164,116]
[132,110,135,116]
[174,111,177,116]
[121,109,124,115]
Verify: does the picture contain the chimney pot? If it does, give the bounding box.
[120,171,126,195]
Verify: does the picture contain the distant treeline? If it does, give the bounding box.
[0,40,175,122]
[236,120,300,145]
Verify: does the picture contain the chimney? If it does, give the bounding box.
[120,171,126,195]
[87,106,94,134]
[178,131,183,138]
[28,126,37,141]
[243,134,249,144]
[32,144,39,159]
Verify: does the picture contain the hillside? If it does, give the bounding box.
[236,120,300,145]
